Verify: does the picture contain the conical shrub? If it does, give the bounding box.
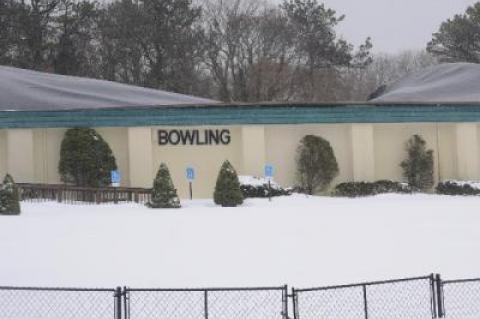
[213,160,243,207]
[400,134,434,191]
[0,174,20,215]
[148,163,181,208]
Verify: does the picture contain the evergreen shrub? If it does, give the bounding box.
[214,160,243,207]
[400,135,434,191]
[296,135,339,194]
[147,163,181,208]
[58,128,117,187]
[239,176,292,198]
[334,180,414,197]
[0,174,21,215]
[436,181,480,196]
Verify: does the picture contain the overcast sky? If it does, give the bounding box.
[273,0,474,54]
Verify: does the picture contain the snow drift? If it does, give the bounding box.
[1,194,480,288]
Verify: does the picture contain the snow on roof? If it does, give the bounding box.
[0,66,219,111]
[371,63,480,104]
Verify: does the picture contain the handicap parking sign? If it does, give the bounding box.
[265,164,274,178]
[186,167,195,181]
[111,170,121,186]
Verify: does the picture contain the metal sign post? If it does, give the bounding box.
[264,164,274,201]
[186,167,195,200]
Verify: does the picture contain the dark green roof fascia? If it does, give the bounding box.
[1,104,480,128]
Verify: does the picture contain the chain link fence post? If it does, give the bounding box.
[204,290,209,319]
[435,274,444,318]
[430,274,437,319]
[123,287,129,319]
[115,286,122,319]
[282,285,288,319]
[362,284,368,319]
[292,288,299,319]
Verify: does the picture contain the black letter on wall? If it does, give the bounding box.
[158,130,169,145]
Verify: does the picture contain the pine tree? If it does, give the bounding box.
[400,135,434,191]
[213,160,243,207]
[296,135,339,194]
[0,174,21,215]
[147,163,181,208]
[427,2,480,63]
[58,128,117,187]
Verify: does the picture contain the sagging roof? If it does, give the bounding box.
[0,66,218,111]
[371,63,480,104]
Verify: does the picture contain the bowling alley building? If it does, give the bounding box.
[2,63,480,198]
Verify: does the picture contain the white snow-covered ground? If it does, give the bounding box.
[0,194,480,288]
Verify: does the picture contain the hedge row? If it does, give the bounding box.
[333,180,414,197]
[333,180,480,197]
[240,183,292,198]
[436,181,480,196]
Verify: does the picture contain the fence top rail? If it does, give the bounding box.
[0,285,116,292]
[126,285,288,292]
[442,277,480,285]
[293,275,433,292]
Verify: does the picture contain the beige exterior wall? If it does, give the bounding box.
[151,126,242,199]
[97,127,130,187]
[6,129,35,183]
[264,124,354,190]
[457,123,480,180]
[44,128,67,184]
[240,126,266,177]
[351,124,375,182]
[437,124,457,181]
[1,122,480,198]
[373,123,440,183]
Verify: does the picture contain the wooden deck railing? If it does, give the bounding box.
[17,183,152,204]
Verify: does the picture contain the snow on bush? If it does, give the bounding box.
[239,176,292,198]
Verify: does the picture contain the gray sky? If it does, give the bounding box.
[273,0,474,54]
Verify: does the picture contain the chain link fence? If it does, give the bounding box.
[3,275,480,319]
[0,286,118,319]
[293,275,437,319]
[441,278,480,319]
[124,287,288,319]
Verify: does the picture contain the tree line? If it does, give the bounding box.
[0,0,376,102]
[3,0,478,102]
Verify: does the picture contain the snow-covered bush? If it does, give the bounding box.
[0,174,20,215]
[214,160,243,207]
[296,135,339,194]
[239,176,292,198]
[147,163,181,208]
[59,128,117,187]
[436,181,480,196]
[334,180,414,197]
[400,135,434,191]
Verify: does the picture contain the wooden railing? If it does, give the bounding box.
[17,183,152,204]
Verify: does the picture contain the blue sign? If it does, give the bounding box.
[111,170,121,184]
[186,167,195,181]
[264,164,274,178]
